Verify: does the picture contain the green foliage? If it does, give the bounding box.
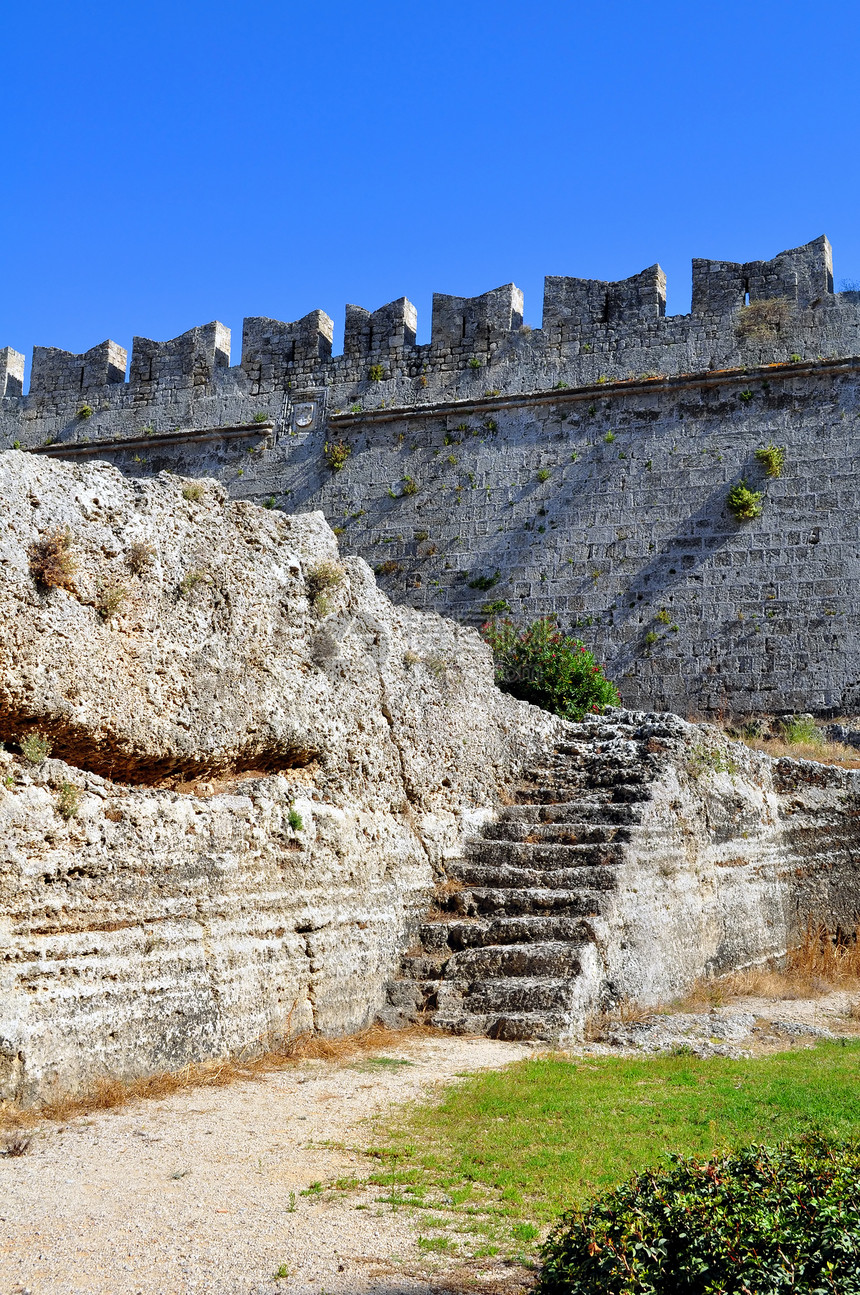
[603,430,615,443]
[468,570,501,591]
[12,440,21,449]
[537,1134,860,1294]
[484,418,498,433]
[755,443,786,478]
[726,480,763,521]
[57,780,81,820]
[76,404,94,420]
[739,388,753,402]
[644,630,659,646]
[181,482,205,502]
[481,598,511,616]
[481,617,620,721]
[324,440,351,471]
[790,353,803,362]
[306,560,344,603]
[537,468,552,482]
[20,732,52,764]
[401,475,418,496]
[262,495,276,509]
[655,607,671,624]
[288,803,304,832]
[252,411,268,423]
[368,363,384,382]
[780,714,823,746]
[468,356,482,369]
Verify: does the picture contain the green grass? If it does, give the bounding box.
[359,1043,860,1258]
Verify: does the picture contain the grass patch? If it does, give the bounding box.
[362,1043,860,1255]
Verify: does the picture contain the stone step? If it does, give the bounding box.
[450,861,619,892]
[464,839,625,869]
[456,974,585,1014]
[499,802,643,826]
[442,939,586,980]
[479,820,630,845]
[515,782,650,805]
[419,914,595,952]
[432,1008,577,1042]
[449,886,605,917]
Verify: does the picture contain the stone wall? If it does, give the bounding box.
[1,234,859,716]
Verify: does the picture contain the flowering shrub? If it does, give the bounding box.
[537,1135,860,1294]
[480,617,619,721]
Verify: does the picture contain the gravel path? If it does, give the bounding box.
[0,1037,533,1295]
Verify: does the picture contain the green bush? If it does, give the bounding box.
[726,480,763,521]
[755,443,786,478]
[781,714,823,746]
[537,1135,860,1294]
[481,617,619,721]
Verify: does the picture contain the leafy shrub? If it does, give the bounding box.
[181,483,205,502]
[324,440,351,471]
[368,364,384,382]
[126,540,155,575]
[482,598,511,616]
[28,528,77,592]
[20,732,52,764]
[252,411,268,423]
[288,803,304,832]
[536,1135,860,1295]
[481,618,620,721]
[468,356,482,369]
[401,476,418,496]
[755,443,786,478]
[537,468,552,482]
[76,404,94,420]
[726,480,763,521]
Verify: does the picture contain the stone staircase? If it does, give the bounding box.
[386,715,668,1042]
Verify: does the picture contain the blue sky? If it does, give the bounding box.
[3,0,860,375]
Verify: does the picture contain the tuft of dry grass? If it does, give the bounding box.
[743,734,860,769]
[673,924,860,1010]
[28,527,77,592]
[126,539,156,575]
[0,1022,445,1132]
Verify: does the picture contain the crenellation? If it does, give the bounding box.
[0,347,25,398]
[343,297,417,360]
[129,321,230,390]
[431,283,524,351]
[30,338,127,395]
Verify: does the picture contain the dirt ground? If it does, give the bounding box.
[1,989,857,1295]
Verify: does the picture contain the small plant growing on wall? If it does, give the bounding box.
[288,802,304,832]
[755,443,786,477]
[727,480,764,521]
[468,356,482,369]
[468,570,501,591]
[182,483,205,502]
[482,598,511,616]
[76,404,94,420]
[736,296,792,341]
[376,558,402,576]
[401,476,418,496]
[28,528,77,593]
[57,781,81,820]
[97,582,129,623]
[368,364,384,382]
[481,617,620,721]
[20,732,52,763]
[324,441,351,471]
[537,468,552,482]
[126,540,155,575]
[252,411,268,423]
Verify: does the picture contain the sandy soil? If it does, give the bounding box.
[0,1037,534,1295]
[1,990,857,1295]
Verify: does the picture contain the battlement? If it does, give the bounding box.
[2,236,854,406]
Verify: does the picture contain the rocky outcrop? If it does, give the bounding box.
[386,713,860,1042]
[0,452,560,1102]
[1,452,859,1102]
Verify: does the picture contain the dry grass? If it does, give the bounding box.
[674,924,860,1010]
[743,734,860,769]
[28,527,77,592]
[0,1022,445,1132]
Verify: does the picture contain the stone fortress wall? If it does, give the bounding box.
[3,235,860,715]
